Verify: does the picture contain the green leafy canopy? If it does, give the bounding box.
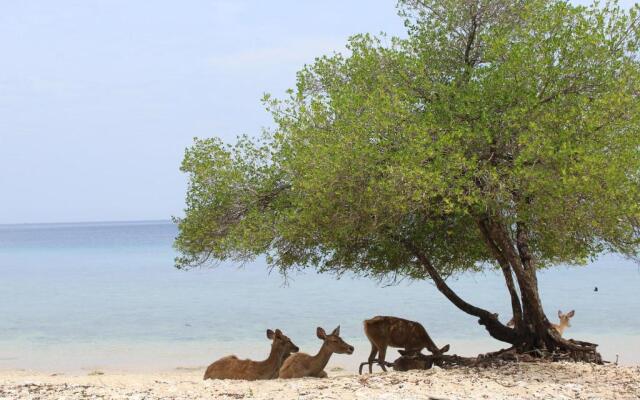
[174,0,640,282]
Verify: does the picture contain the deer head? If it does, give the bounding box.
[267,328,299,354]
[557,310,575,327]
[316,326,354,354]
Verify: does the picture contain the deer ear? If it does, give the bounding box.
[267,329,275,339]
[331,325,340,336]
[316,327,326,340]
[567,310,575,318]
[558,310,562,318]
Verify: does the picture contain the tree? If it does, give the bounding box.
[175,0,640,361]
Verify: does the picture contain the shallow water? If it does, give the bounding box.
[0,221,638,372]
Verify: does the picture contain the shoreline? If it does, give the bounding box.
[1,362,639,399]
[3,333,639,375]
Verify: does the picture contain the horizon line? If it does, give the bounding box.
[0,218,175,227]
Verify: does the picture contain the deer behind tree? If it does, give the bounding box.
[507,310,575,337]
[360,316,449,374]
[552,310,575,336]
[203,329,298,380]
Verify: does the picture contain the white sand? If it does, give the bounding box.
[1,362,639,399]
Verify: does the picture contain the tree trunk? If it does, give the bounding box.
[405,217,603,364]
[482,218,602,362]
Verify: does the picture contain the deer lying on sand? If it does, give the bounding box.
[506,310,575,336]
[355,349,433,372]
[203,329,298,380]
[359,316,450,374]
[278,326,354,379]
[391,349,434,371]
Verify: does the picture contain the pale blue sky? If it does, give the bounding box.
[0,1,634,224]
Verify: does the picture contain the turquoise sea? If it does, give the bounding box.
[0,221,639,372]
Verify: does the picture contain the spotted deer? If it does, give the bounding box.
[203,329,298,380]
[278,326,354,379]
[506,310,575,337]
[359,316,450,374]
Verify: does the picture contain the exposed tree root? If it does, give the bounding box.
[362,342,604,373]
[552,339,603,364]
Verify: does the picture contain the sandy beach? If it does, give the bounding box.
[1,362,638,400]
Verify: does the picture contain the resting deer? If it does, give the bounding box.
[392,349,434,371]
[553,310,575,336]
[278,326,354,379]
[203,329,298,380]
[359,316,450,374]
[506,310,575,337]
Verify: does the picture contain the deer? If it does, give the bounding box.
[359,316,450,374]
[278,326,354,379]
[506,310,575,337]
[552,310,575,336]
[203,329,299,380]
[391,349,434,371]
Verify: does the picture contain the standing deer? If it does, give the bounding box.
[506,310,575,337]
[203,329,298,380]
[278,326,354,379]
[359,316,450,374]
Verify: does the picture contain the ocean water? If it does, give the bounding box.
[0,221,639,372]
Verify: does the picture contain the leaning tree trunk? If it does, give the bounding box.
[404,217,602,364]
[486,218,601,362]
[493,263,601,363]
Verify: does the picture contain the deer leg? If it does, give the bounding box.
[359,344,378,374]
[377,346,388,372]
[358,362,369,374]
[368,343,378,374]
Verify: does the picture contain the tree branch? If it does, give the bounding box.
[401,239,518,343]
